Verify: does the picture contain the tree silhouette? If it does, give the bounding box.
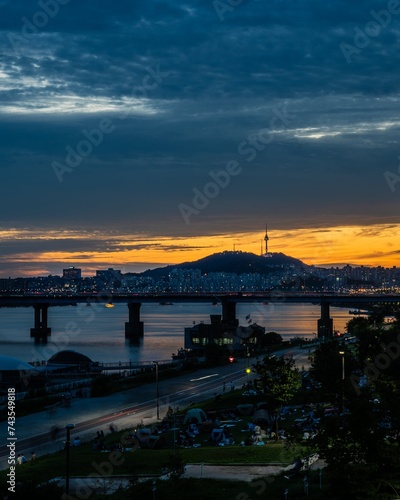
[252,355,301,441]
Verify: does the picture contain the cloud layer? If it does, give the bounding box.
[1,0,400,274]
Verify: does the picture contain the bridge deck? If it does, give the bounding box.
[0,292,399,307]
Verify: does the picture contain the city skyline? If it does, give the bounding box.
[2,2,400,276]
[1,224,400,279]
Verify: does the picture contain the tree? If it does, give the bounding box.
[259,331,283,347]
[203,341,227,366]
[252,355,301,441]
[309,340,354,396]
[315,386,400,499]
[367,306,387,327]
[314,322,400,498]
[368,324,400,433]
[346,316,370,336]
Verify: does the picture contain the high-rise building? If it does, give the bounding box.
[96,268,122,281]
[62,267,82,280]
[0,278,14,292]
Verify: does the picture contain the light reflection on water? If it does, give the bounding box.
[0,302,351,363]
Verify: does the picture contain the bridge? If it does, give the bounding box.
[0,292,398,342]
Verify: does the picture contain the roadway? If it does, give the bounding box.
[0,361,253,469]
[0,345,311,470]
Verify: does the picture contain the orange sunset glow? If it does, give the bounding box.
[3,223,400,277]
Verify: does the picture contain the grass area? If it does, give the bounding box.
[0,387,312,475]
[1,442,297,485]
[1,438,324,499]
[1,386,320,481]
[1,397,308,480]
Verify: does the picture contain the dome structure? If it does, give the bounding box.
[47,350,94,365]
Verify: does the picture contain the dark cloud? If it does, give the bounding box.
[0,0,400,272]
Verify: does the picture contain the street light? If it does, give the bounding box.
[246,345,250,371]
[65,423,75,495]
[153,361,159,420]
[339,351,345,414]
[246,367,251,387]
[339,351,345,380]
[303,476,309,498]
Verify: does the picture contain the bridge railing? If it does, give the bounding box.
[97,359,180,369]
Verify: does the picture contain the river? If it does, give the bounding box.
[0,302,352,364]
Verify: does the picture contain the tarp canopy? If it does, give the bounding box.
[183,408,207,425]
[0,355,39,372]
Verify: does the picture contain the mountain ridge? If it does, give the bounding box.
[129,251,308,278]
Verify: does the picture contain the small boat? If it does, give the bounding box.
[159,301,173,306]
[105,302,115,308]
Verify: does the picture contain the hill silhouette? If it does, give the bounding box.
[137,251,308,278]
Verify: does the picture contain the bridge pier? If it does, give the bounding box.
[30,304,51,341]
[125,302,144,340]
[317,301,333,339]
[221,300,239,330]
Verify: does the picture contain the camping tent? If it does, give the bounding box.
[252,409,273,426]
[237,404,254,416]
[183,408,207,425]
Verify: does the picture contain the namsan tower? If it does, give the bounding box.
[264,223,269,254]
[263,223,272,257]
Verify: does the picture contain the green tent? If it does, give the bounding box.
[183,408,207,425]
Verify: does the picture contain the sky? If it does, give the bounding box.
[2,0,400,277]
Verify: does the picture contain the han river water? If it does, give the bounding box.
[0,302,353,364]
